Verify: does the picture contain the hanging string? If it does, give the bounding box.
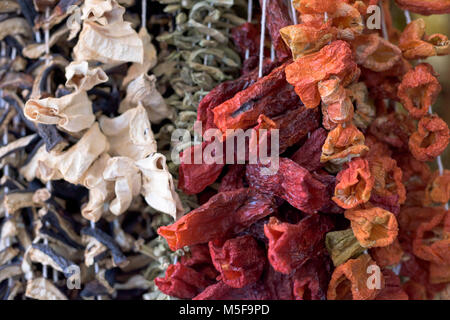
[289,0,298,25]
[141,0,147,30]
[245,0,253,59]
[258,0,267,78]
[379,2,389,41]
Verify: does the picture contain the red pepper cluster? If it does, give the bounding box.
[156,0,450,300]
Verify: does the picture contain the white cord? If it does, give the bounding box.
[258,0,267,79]
[141,0,147,29]
[290,0,298,25]
[245,0,253,59]
[379,1,389,40]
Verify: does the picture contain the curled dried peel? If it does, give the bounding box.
[119,74,173,124]
[331,2,364,40]
[409,114,450,162]
[80,153,114,223]
[99,104,157,161]
[398,63,441,119]
[399,18,450,60]
[21,123,108,184]
[285,40,360,109]
[24,90,95,133]
[136,153,184,220]
[327,254,384,300]
[65,61,108,91]
[320,123,369,165]
[103,156,141,216]
[345,207,398,248]
[333,158,374,209]
[122,27,157,88]
[74,19,143,64]
[81,0,125,25]
[351,33,402,72]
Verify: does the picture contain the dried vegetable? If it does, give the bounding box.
[155,0,450,301]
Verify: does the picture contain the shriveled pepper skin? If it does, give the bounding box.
[158,188,276,251]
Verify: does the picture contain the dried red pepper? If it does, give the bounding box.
[246,157,328,214]
[264,215,334,274]
[158,188,276,251]
[209,235,265,288]
[291,128,327,172]
[155,263,214,299]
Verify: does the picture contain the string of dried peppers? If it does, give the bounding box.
[156,0,450,300]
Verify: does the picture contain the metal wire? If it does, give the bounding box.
[245,0,253,59]
[258,0,267,78]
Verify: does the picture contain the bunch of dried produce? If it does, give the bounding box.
[155,0,450,300]
[152,0,245,178]
[0,0,194,300]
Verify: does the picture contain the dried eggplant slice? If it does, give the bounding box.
[0,263,22,283]
[25,277,68,300]
[36,124,66,152]
[40,210,83,249]
[81,227,128,268]
[0,134,38,160]
[0,17,32,41]
[80,280,109,299]
[3,190,36,215]
[26,243,77,277]
[0,247,20,265]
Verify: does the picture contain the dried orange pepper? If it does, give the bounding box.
[321,123,369,165]
[344,207,398,248]
[399,18,450,60]
[413,210,450,265]
[293,0,340,14]
[333,158,374,209]
[409,114,450,162]
[394,0,450,16]
[280,20,336,60]
[398,63,441,119]
[370,239,404,268]
[351,33,402,72]
[369,156,406,205]
[425,170,450,205]
[319,77,354,129]
[347,82,376,129]
[285,40,360,109]
[327,254,384,300]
